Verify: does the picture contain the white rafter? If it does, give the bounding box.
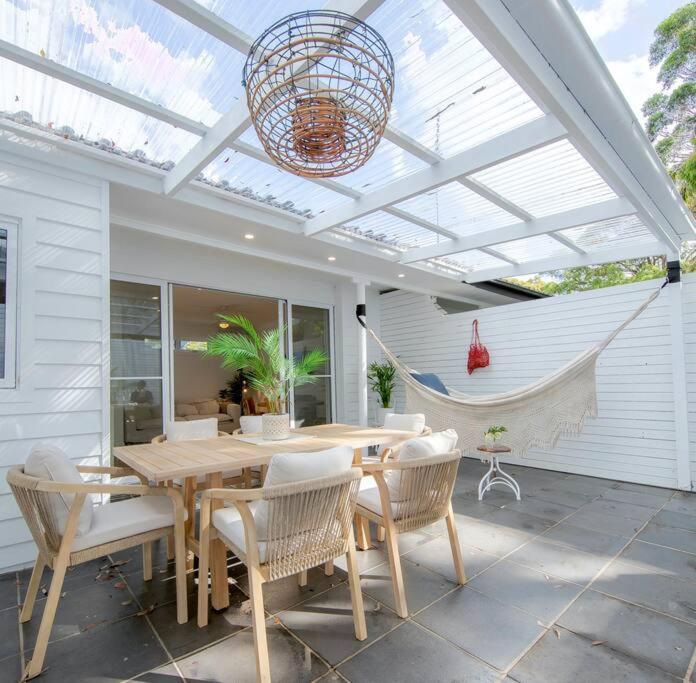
[304,115,566,236]
[464,241,670,283]
[400,198,635,264]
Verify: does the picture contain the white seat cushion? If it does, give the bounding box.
[71,495,186,552]
[383,412,426,433]
[24,444,94,537]
[213,500,267,562]
[166,418,218,441]
[239,415,263,433]
[356,476,398,519]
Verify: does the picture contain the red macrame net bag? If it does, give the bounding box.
[467,319,490,374]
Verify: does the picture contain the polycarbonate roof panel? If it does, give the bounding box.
[431,249,508,274]
[203,150,344,216]
[0,0,247,128]
[0,60,199,164]
[471,140,617,218]
[493,234,573,262]
[339,211,448,250]
[558,214,654,250]
[367,0,544,157]
[394,182,517,236]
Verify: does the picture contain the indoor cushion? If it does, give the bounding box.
[72,495,185,552]
[383,413,426,433]
[166,418,218,441]
[24,444,93,537]
[176,403,198,417]
[195,399,220,416]
[239,415,263,433]
[411,372,450,396]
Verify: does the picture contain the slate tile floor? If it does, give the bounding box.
[2,459,696,682]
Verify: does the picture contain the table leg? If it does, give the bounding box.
[352,448,371,550]
[184,476,197,571]
[206,471,230,611]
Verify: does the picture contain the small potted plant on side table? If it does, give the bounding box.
[483,425,507,448]
[478,425,520,501]
[205,315,327,441]
[368,360,397,424]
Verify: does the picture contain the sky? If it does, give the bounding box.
[570,0,686,122]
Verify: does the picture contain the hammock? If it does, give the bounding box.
[359,282,666,455]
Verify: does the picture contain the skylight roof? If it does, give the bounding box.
[339,211,445,250]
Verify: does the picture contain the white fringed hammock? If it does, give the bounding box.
[360,282,667,455]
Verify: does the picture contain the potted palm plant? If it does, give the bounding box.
[368,360,397,424]
[205,315,327,440]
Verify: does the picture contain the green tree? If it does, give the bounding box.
[642,3,696,210]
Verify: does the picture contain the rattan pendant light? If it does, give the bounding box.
[243,10,395,179]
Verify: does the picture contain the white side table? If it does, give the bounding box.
[476,444,521,501]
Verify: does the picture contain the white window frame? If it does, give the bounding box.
[0,220,18,389]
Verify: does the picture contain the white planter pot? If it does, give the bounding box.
[377,406,393,426]
[262,413,291,441]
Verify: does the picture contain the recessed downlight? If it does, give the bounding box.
[397,273,405,278]
[244,233,255,240]
[327,256,336,261]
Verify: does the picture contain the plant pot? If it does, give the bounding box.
[262,413,291,441]
[376,406,393,426]
[483,433,496,447]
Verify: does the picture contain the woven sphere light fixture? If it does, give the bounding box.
[243,10,395,178]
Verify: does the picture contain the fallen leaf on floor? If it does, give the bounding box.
[61,592,66,598]
[39,49,46,58]
[553,628,561,639]
[110,559,131,568]
[121,599,133,606]
[591,640,606,646]
[240,599,252,615]
[41,586,47,596]
[159,568,168,574]
[136,605,155,616]
[373,602,382,612]
[113,581,126,589]
[273,617,281,625]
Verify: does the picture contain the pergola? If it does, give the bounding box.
[0,0,693,286]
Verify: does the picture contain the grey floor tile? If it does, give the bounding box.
[175,622,328,682]
[0,606,19,662]
[502,497,578,523]
[278,583,400,666]
[552,478,613,497]
[149,588,249,659]
[615,482,674,498]
[0,573,17,611]
[593,559,696,624]
[125,567,197,610]
[508,539,607,584]
[338,620,499,683]
[128,662,184,682]
[509,627,676,683]
[482,508,555,535]
[24,613,169,683]
[455,517,533,556]
[388,527,440,555]
[415,587,544,671]
[21,577,143,651]
[451,494,500,519]
[541,522,628,556]
[558,590,696,677]
[564,508,645,537]
[600,488,671,509]
[236,565,347,616]
[580,499,656,523]
[638,523,696,554]
[478,487,524,506]
[360,559,456,615]
[404,537,498,582]
[0,655,22,683]
[662,496,696,517]
[334,545,387,574]
[653,510,696,532]
[529,487,595,509]
[620,540,696,584]
[468,560,584,625]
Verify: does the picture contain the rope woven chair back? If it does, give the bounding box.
[390,451,461,533]
[263,469,362,581]
[7,466,62,562]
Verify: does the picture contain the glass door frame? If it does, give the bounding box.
[286,300,337,425]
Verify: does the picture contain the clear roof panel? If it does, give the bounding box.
[338,211,448,250]
[394,182,517,236]
[0,60,199,163]
[203,149,344,216]
[558,214,654,250]
[492,234,573,262]
[0,0,247,128]
[470,139,617,218]
[367,0,544,157]
[429,249,507,274]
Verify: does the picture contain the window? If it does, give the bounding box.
[175,340,209,352]
[0,222,17,389]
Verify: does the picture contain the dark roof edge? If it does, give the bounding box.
[467,279,549,300]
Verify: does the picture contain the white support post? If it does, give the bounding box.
[667,266,693,490]
[355,280,369,428]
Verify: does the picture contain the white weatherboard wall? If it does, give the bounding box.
[381,278,693,490]
[0,152,109,570]
[682,273,696,482]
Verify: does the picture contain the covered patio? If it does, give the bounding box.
[0,0,695,682]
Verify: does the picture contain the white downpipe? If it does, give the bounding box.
[355,280,368,427]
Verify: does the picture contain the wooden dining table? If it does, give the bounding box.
[113,423,417,613]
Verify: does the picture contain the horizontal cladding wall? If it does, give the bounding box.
[0,153,108,571]
[682,273,696,484]
[380,278,685,489]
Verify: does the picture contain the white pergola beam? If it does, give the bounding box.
[464,241,669,283]
[444,0,690,251]
[400,197,634,263]
[304,115,566,236]
[458,177,533,222]
[549,232,586,255]
[0,40,208,135]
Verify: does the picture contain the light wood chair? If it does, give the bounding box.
[197,468,367,682]
[356,450,466,618]
[8,464,188,679]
